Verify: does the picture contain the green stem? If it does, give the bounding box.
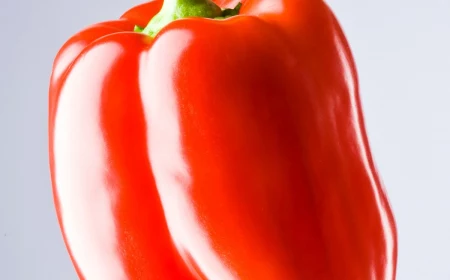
[136,0,242,37]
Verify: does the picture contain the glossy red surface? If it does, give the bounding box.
[49,0,398,279]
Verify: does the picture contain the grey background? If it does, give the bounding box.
[0,0,448,279]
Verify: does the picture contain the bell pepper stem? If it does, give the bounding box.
[138,0,242,37]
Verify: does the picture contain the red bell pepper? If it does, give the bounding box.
[49,0,398,279]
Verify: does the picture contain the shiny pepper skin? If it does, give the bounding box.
[48,0,398,279]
